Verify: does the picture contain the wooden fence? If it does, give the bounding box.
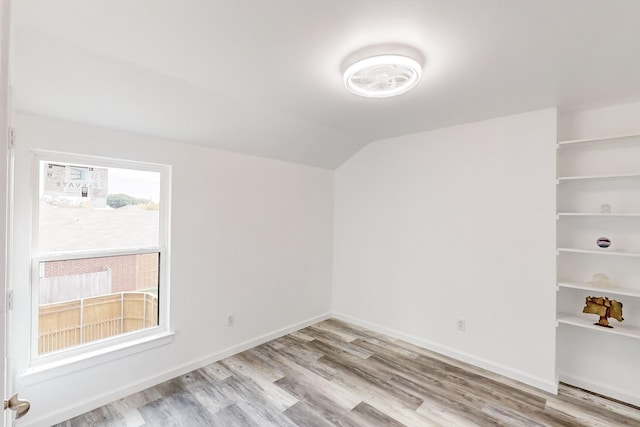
[39,292,158,355]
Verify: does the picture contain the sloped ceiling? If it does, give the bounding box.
[12,0,640,168]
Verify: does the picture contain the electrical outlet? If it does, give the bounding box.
[227,313,235,327]
[457,318,466,332]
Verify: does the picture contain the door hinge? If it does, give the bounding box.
[6,289,12,311]
[8,127,15,148]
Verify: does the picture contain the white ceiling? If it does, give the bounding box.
[12,0,640,169]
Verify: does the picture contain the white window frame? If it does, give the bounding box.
[29,150,172,367]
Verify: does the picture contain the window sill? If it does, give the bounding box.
[18,331,175,386]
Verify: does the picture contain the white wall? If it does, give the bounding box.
[557,101,640,406]
[10,113,333,426]
[333,108,558,392]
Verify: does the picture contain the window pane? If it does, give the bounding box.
[38,162,160,252]
[38,253,159,355]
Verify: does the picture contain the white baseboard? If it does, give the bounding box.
[23,312,331,427]
[332,312,558,395]
[559,372,640,407]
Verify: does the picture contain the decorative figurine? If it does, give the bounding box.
[600,203,612,214]
[583,296,624,328]
[596,237,611,248]
[588,273,613,289]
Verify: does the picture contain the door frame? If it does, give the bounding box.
[1,0,12,425]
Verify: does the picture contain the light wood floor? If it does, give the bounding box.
[55,319,640,426]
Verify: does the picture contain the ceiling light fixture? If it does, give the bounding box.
[343,54,422,98]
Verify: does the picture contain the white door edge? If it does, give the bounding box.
[1,0,12,425]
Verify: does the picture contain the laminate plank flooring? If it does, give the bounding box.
[54,319,640,426]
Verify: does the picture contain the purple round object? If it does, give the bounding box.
[597,237,611,248]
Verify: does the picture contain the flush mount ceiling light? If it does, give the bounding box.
[343,54,422,98]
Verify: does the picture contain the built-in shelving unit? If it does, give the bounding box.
[556,130,640,407]
[556,132,640,345]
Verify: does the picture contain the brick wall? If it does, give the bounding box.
[135,253,159,290]
[44,253,159,293]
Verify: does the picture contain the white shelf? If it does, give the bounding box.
[557,172,640,182]
[557,248,640,257]
[556,130,640,398]
[557,281,640,298]
[558,133,640,146]
[557,212,640,218]
[557,313,640,340]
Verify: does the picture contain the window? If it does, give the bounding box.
[31,153,170,360]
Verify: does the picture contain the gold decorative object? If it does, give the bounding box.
[583,296,624,328]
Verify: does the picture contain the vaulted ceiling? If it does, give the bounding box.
[12,0,640,168]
